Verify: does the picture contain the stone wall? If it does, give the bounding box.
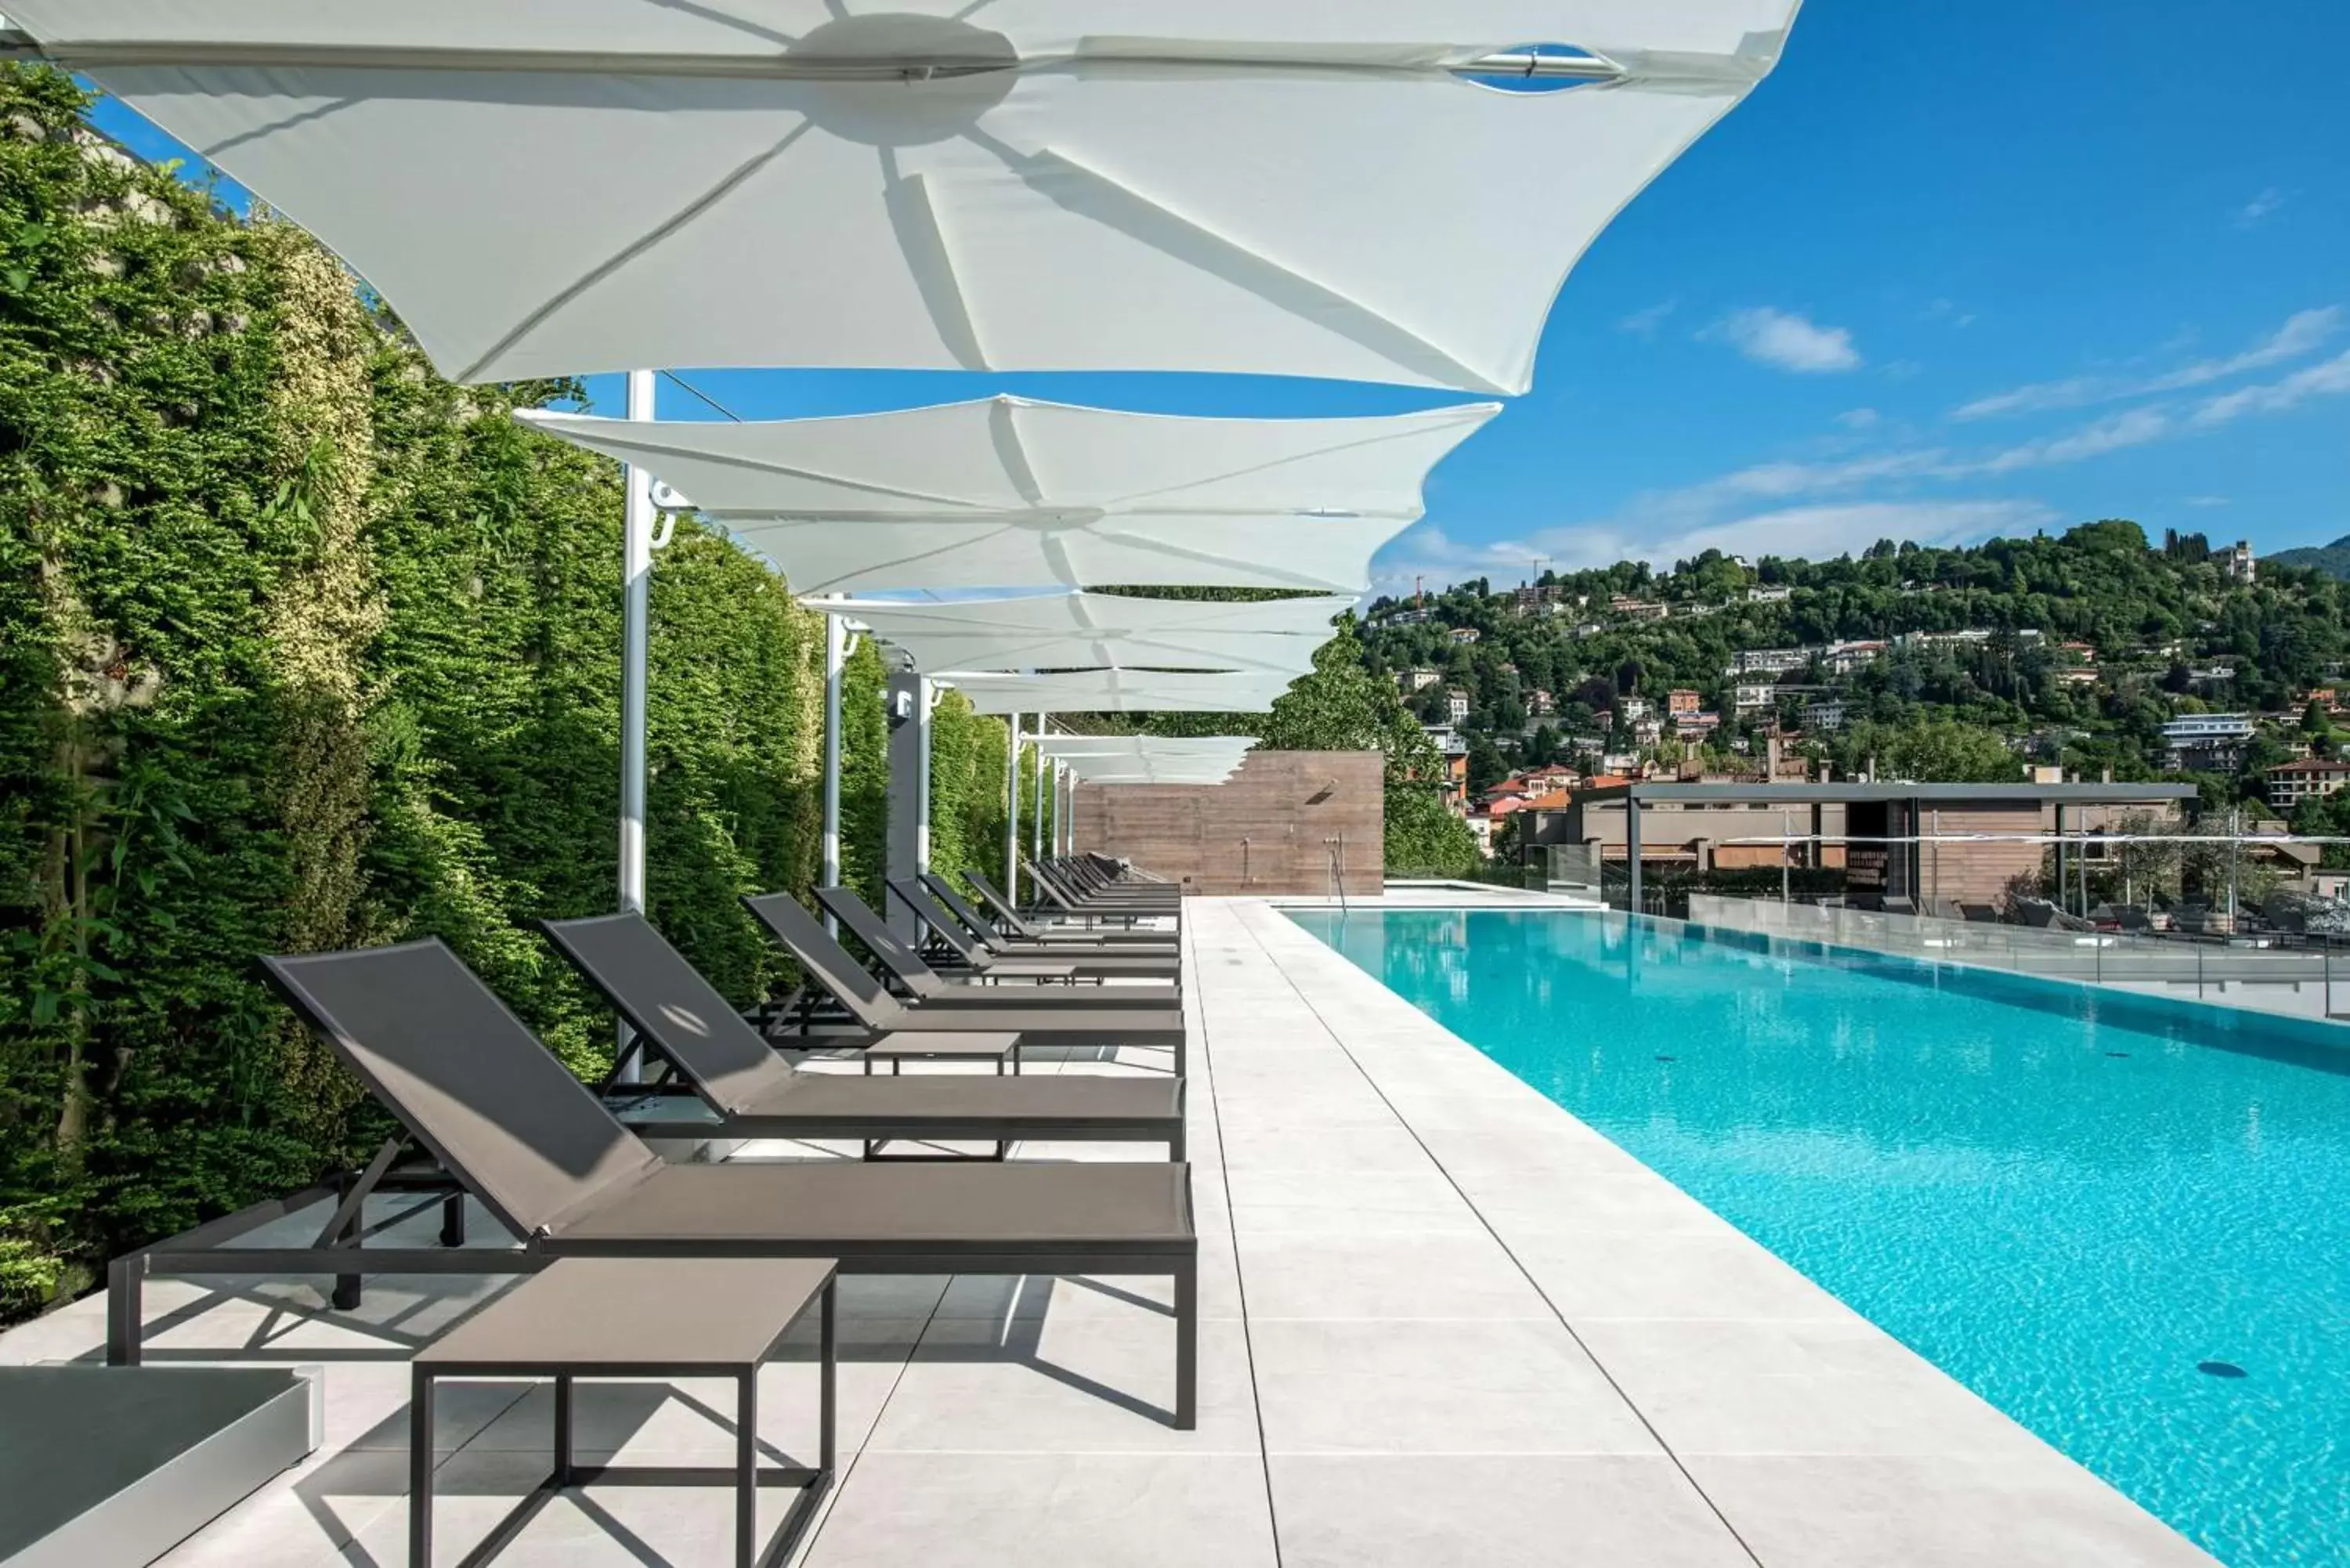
[1069,750,1383,895]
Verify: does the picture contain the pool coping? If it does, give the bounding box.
[1237,897,2220,1566]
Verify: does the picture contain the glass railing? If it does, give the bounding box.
[1685,894,2350,1026]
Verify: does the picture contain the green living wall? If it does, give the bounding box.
[0,68,867,1317]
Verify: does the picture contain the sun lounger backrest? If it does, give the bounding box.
[540,913,797,1115]
[961,872,1042,939]
[261,941,660,1240]
[920,872,1005,953]
[739,893,900,1030]
[888,877,984,963]
[817,887,946,995]
[1024,859,1079,910]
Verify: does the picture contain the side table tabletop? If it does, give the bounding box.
[410,1255,837,1568]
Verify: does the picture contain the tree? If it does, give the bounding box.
[1466,735,1508,796]
[1256,620,1484,876]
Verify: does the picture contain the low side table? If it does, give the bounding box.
[858,1031,1023,1158]
[410,1256,836,1568]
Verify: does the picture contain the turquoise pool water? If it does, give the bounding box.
[1286,908,2350,1567]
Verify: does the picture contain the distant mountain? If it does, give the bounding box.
[2269,537,2350,580]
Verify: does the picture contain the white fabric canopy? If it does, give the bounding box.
[947,670,1292,716]
[1037,735,1255,783]
[1034,735,1258,760]
[825,591,1343,675]
[521,399,1492,594]
[16,2,1799,392]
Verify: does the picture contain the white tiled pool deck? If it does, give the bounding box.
[3,897,2218,1566]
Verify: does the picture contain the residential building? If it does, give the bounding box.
[1632,716,1665,746]
[1400,667,1441,694]
[1733,682,1778,713]
[1748,585,1791,603]
[2265,757,2350,809]
[1385,607,1432,627]
[1730,647,1810,676]
[1444,687,1471,724]
[1449,626,1481,645]
[1802,700,1849,732]
[1666,688,1703,717]
[1520,780,2194,907]
[2059,641,2098,665]
[1600,752,1640,775]
[1675,710,1723,739]
[1527,688,1556,717]
[1569,620,1605,638]
[1610,595,1669,622]
[1824,640,1887,676]
[2220,539,2256,585]
[1618,696,1652,723]
[2161,713,2255,769]
[1509,584,1581,616]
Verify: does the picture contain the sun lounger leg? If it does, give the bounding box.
[1174,1259,1198,1431]
[107,1252,143,1367]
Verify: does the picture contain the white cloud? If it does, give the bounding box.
[1617,500,2055,565]
[2192,347,2350,425]
[2236,187,2288,228]
[1965,407,2175,475]
[2182,496,2232,509]
[1837,407,1882,430]
[1953,376,2105,421]
[2143,306,2341,392]
[1618,299,1677,338]
[1706,307,1862,374]
[1953,307,2341,421]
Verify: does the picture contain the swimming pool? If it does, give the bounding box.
[1285,907,2350,1568]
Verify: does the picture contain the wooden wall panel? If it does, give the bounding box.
[1069,750,1383,895]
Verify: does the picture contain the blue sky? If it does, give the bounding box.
[86,1,2350,596]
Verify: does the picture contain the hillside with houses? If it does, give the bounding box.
[1357,521,2350,858]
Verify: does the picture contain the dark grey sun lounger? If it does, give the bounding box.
[540,912,1184,1160]
[815,887,1179,1010]
[890,877,1182,980]
[920,872,1177,959]
[746,894,1188,1077]
[964,870,1176,948]
[219,938,1198,1427]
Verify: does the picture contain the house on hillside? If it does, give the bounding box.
[1527,688,1556,717]
[1748,585,1791,603]
[1734,682,1777,713]
[1730,647,1810,676]
[1666,688,1703,716]
[1449,627,1481,645]
[1618,697,1652,723]
[2162,713,2254,769]
[2220,539,2256,585]
[1824,640,1886,676]
[1444,687,1471,724]
[1399,667,1441,694]
[1610,595,1669,622]
[1802,699,1850,732]
[2265,757,2350,809]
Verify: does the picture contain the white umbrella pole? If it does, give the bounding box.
[821,601,846,934]
[616,366,655,1076]
[1005,712,1021,904]
[1032,713,1048,880]
[916,677,933,876]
